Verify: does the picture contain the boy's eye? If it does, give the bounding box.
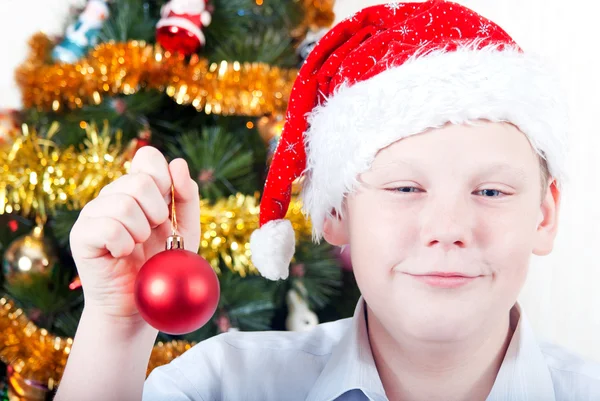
[388,187,507,197]
[476,189,505,197]
[389,187,423,193]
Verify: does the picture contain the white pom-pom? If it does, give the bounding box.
[200,10,212,26]
[250,219,295,280]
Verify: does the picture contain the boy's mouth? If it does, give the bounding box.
[404,272,481,289]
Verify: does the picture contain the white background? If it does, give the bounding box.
[0,0,599,361]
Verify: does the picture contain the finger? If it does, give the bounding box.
[169,158,200,244]
[99,173,170,228]
[129,146,172,200]
[71,216,135,259]
[80,194,152,244]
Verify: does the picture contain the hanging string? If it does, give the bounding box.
[171,185,177,236]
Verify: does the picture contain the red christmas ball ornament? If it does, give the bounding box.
[155,0,213,56]
[156,26,201,55]
[135,234,220,334]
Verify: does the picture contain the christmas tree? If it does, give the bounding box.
[0,0,360,399]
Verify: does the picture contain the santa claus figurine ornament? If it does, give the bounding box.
[249,0,568,280]
[156,0,213,55]
[52,0,110,63]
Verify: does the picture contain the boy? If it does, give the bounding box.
[56,1,600,400]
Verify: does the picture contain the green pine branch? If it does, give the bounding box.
[317,269,362,322]
[211,26,297,66]
[3,263,83,337]
[23,92,167,147]
[281,241,344,311]
[218,269,277,331]
[100,0,161,43]
[50,208,81,250]
[166,127,259,201]
[207,0,302,65]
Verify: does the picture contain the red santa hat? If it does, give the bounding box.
[250,0,569,280]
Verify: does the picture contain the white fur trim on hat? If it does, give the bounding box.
[250,219,295,280]
[301,42,569,242]
[162,0,206,15]
[156,17,206,45]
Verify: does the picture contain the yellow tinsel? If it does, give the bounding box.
[146,340,196,377]
[0,296,196,389]
[0,120,310,276]
[16,34,298,116]
[200,192,311,277]
[0,122,128,222]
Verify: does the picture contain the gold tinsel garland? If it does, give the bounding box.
[16,34,298,116]
[200,191,310,276]
[0,296,193,389]
[0,297,70,390]
[0,122,128,222]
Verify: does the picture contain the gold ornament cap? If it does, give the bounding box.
[166,235,184,250]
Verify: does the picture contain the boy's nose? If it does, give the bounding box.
[419,197,474,250]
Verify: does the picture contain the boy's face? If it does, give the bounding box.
[323,121,560,341]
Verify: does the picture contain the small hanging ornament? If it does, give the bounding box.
[134,185,220,334]
[156,0,213,55]
[123,127,152,161]
[296,27,328,67]
[110,98,128,115]
[290,0,335,41]
[8,219,19,233]
[0,109,21,148]
[256,114,285,165]
[2,224,57,285]
[285,283,319,332]
[216,312,238,333]
[5,364,51,401]
[69,275,82,290]
[52,0,110,63]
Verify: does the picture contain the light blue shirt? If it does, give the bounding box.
[143,298,600,400]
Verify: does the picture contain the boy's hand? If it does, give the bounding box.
[70,146,200,325]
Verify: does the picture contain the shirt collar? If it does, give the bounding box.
[306,297,556,401]
[306,297,387,401]
[486,302,556,401]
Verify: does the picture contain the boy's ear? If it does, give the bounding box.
[322,209,350,247]
[532,178,561,256]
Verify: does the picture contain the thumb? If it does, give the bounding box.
[169,158,201,252]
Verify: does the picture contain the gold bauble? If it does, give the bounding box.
[256,114,285,165]
[256,114,285,144]
[3,226,56,284]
